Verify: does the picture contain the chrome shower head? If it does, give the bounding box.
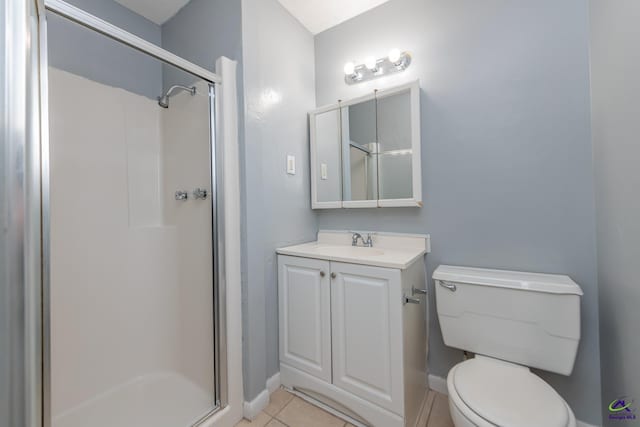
[157,84,196,108]
[158,95,170,109]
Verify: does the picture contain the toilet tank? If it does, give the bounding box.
[433,265,583,376]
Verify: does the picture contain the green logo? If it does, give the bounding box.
[610,399,633,413]
[608,397,637,421]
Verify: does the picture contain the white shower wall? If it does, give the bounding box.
[49,68,215,427]
[160,80,215,395]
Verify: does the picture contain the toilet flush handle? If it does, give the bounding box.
[439,281,457,292]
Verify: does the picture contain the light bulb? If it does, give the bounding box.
[388,48,402,64]
[343,62,355,75]
[365,56,377,70]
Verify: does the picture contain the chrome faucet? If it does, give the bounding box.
[352,232,373,247]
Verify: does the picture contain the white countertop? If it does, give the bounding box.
[276,230,430,269]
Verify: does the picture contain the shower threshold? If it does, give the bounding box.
[52,372,215,427]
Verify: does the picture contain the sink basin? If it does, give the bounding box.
[277,231,430,269]
[311,245,385,257]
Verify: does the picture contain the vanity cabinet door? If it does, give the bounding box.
[278,255,332,382]
[330,262,404,415]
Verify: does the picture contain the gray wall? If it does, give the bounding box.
[46,0,162,99]
[314,0,601,423]
[241,0,318,400]
[590,1,640,425]
[161,0,243,90]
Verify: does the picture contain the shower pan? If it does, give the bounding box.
[1,0,237,426]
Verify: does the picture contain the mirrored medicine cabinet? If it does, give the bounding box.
[310,80,421,209]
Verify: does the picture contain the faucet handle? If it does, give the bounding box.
[351,232,362,246]
[193,188,208,200]
[365,233,374,247]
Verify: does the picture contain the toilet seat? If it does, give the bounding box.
[446,356,576,427]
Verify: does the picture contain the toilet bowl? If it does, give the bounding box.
[432,265,584,427]
[445,356,576,427]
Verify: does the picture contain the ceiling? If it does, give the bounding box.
[277,0,392,34]
[114,0,391,33]
[114,0,191,25]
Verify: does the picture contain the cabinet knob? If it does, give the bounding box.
[331,272,337,279]
[320,271,325,277]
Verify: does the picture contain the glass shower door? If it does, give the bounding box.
[47,11,218,427]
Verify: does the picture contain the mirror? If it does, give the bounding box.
[310,81,421,209]
[311,108,342,206]
[376,88,413,200]
[342,98,378,204]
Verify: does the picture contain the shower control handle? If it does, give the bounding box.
[193,188,208,200]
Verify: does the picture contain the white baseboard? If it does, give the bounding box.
[428,374,448,396]
[267,372,281,394]
[242,389,269,421]
[243,372,281,420]
[427,374,600,427]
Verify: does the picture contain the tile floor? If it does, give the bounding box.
[235,388,454,427]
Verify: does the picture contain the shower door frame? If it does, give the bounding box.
[36,1,229,426]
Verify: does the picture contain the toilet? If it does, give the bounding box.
[433,265,583,427]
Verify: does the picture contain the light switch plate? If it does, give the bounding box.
[287,155,296,175]
[321,163,328,180]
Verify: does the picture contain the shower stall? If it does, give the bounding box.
[1,0,241,426]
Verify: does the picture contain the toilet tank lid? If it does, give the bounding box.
[433,265,583,295]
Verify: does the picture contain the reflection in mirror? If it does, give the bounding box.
[376,89,412,200]
[342,99,378,201]
[314,109,342,204]
[309,80,421,209]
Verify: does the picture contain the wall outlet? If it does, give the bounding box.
[287,155,296,175]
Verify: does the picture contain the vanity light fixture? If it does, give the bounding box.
[344,49,411,85]
[365,56,379,73]
[343,61,355,75]
[343,61,362,82]
[388,48,402,64]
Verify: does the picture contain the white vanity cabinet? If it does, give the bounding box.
[277,231,429,427]
[330,262,404,415]
[278,256,332,382]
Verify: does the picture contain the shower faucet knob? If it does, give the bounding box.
[193,188,208,200]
